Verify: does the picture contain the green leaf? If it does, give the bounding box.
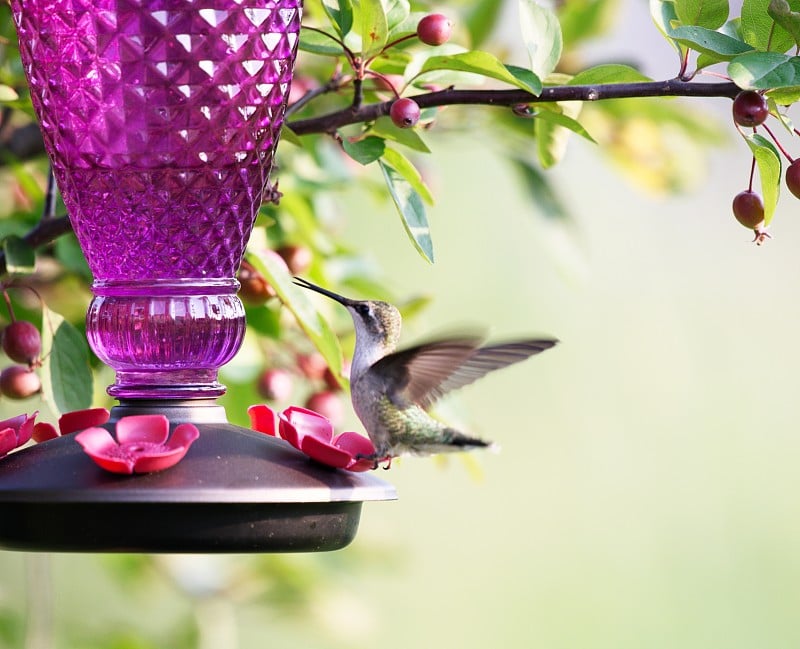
[535,103,592,168]
[0,85,18,103]
[519,0,563,81]
[299,28,347,56]
[386,10,426,39]
[510,158,570,221]
[670,25,755,58]
[379,161,434,262]
[381,147,434,204]
[768,0,800,47]
[741,0,800,51]
[357,0,389,57]
[745,132,781,225]
[371,117,431,152]
[767,94,796,130]
[280,124,304,147]
[465,0,506,47]
[322,0,354,37]
[558,0,618,50]
[40,306,93,417]
[342,135,386,164]
[766,84,800,102]
[536,105,596,144]
[728,51,800,88]
[506,64,545,95]
[245,303,282,338]
[420,51,542,94]
[54,234,92,281]
[569,63,652,84]
[2,236,35,275]
[674,0,728,29]
[247,249,344,376]
[651,0,681,39]
[384,0,410,30]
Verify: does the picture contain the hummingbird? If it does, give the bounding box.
[294,277,557,465]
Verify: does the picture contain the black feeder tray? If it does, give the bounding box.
[0,400,397,553]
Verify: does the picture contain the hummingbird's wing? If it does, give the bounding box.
[368,336,485,408]
[422,339,557,408]
[371,338,557,409]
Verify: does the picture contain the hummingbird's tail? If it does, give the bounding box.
[442,428,492,450]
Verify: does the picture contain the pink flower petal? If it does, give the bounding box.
[247,404,278,436]
[16,412,36,446]
[0,414,27,433]
[0,428,18,457]
[167,423,200,449]
[300,434,352,469]
[333,432,378,472]
[116,414,169,445]
[131,445,188,474]
[277,415,301,447]
[334,431,375,456]
[75,427,135,474]
[279,406,334,448]
[32,422,58,443]
[59,408,110,435]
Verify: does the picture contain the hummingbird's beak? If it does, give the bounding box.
[293,277,355,307]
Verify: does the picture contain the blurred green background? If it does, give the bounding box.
[4,2,800,648]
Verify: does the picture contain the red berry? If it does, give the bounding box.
[786,159,800,199]
[277,244,312,275]
[732,91,769,127]
[732,189,765,229]
[305,391,345,426]
[417,13,453,46]
[237,260,276,305]
[323,360,350,391]
[296,352,328,381]
[257,368,293,402]
[0,365,41,400]
[390,97,420,129]
[2,320,41,365]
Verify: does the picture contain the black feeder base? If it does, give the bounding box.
[0,400,397,553]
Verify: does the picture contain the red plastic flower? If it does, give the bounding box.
[75,414,199,475]
[32,407,110,442]
[0,412,36,458]
[248,404,377,472]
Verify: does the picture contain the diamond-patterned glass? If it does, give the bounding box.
[11,0,301,398]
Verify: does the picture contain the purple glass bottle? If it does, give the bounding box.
[12,0,301,398]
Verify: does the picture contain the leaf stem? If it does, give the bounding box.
[365,33,417,67]
[301,24,357,67]
[2,289,15,322]
[761,122,794,162]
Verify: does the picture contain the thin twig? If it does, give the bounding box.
[42,166,57,219]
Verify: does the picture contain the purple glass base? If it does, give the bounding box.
[87,279,245,399]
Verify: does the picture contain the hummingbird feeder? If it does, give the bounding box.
[0,0,395,553]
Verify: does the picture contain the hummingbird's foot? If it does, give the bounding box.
[356,452,392,470]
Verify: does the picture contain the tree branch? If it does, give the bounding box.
[287,79,741,135]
